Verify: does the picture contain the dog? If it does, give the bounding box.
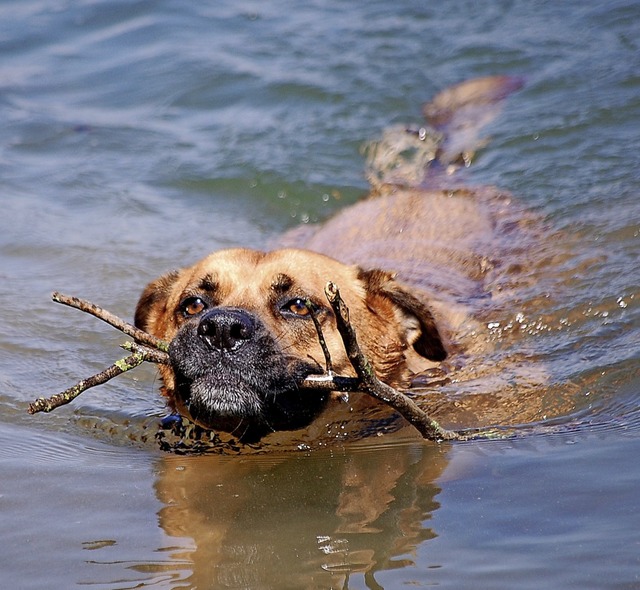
[135,76,540,444]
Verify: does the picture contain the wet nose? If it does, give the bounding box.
[197,308,255,351]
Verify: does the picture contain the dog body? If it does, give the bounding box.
[136,76,535,442]
[282,185,518,335]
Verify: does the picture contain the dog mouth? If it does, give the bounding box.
[167,307,327,440]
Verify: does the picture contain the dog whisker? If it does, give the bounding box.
[229,418,250,439]
[262,417,276,434]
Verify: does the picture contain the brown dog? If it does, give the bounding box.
[135,76,535,443]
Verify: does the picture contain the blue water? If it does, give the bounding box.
[1,1,639,588]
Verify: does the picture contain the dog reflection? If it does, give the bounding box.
[155,442,450,588]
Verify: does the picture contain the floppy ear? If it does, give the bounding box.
[358,268,447,362]
[134,270,181,333]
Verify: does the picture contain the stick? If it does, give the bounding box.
[322,282,464,441]
[304,298,334,374]
[28,344,169,414]
[31,289,468,441]
[52,292,169,352]
[300,373,360,392]
[28,294,171,415]
[28,352,146,414]
[120,341,170,364]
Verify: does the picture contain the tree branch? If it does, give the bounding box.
[28,352,146,414]
[307,282,464,441]
[120,341,170,364]
[305,298,334,374]
[28,294,170,415]
[52,292,169,352]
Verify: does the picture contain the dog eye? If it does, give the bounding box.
[282,298,311,318]
[181,296,207,317]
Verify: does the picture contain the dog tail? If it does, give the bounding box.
[363,75,524,190]
[424,75,525,168]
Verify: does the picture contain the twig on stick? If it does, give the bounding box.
[52,292,169,352]
[300,373,360,392]
[28,293,171,415]
[317,282,464,441]
[120,341,170,365]
[305,298,334,374]
[28,352,146,414]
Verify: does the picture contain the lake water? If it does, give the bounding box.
[1,1,639,588]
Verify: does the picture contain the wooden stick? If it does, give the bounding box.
[28,343,170,414]
[304,298,334,374]
[28,352,146,414]
[28,294,171,414]
[120,341,170,364]
[322,282,464,441]
[52,292,169,352]
[31,288,469,441]
[300,373,360,392]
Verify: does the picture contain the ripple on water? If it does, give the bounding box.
[0,419,156,468]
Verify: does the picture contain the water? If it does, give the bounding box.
[1,0,639,588]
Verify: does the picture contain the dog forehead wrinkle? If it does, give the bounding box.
[265,250,367,294]
[271,273,294,294]
[196,273,218,294]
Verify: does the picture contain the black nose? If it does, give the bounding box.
[197,308,255,351]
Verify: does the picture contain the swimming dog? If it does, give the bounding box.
[135,76,535,442]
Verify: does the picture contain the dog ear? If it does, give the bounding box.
[134,270,181,333]
[358,268,447,362]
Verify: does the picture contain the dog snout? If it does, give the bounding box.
[197,308,256,352]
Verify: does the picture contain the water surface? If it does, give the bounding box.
[1,1,639,588]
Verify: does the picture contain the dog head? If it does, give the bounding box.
[135,248,446,441]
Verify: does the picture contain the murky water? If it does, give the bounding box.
[1,1,639,588]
